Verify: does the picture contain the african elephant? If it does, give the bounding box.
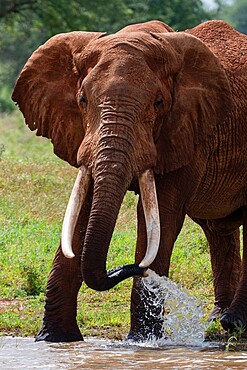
[12,20,246,342]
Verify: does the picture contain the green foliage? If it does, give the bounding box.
[124,0,209,31]
[221,0,247,34]
[0,13,48,87]
[0,86,16,113]
[0,297,43,337]
[1,0,209,34]
[0,111,57,160]
[225,335,238,351]
[0,1,37,18]
[0,144,5,161]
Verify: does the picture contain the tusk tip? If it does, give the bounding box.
[138,260,150,269]
[62,250,75,259]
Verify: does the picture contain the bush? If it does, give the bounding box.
[0,85,15,113]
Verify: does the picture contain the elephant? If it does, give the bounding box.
[12,19,247,342]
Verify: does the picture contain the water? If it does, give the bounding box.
[1,336,247,369]
[1,271,247,369]
[142,269,206,345]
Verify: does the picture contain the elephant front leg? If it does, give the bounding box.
[128,197,185,341]
[36,246,83,342]
[36,185,93,342]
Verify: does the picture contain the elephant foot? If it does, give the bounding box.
[220,312,245,333]
[208,303,230,322]
[35,324,83,342]
[208,305,224,322]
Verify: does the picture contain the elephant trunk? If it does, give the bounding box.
[81,153,145,291]
[61,117,161,291]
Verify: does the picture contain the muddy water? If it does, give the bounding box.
[1,336,247,369]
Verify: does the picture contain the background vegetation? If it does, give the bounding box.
[0,0,245,339]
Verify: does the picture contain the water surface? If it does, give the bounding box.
[1,336,247,369]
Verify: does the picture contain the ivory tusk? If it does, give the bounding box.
[61,165,91,258]
[138,169,160,268]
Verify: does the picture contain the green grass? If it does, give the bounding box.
[0,111,224,340]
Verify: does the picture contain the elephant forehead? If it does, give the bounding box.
[78,49,159,93]
[83,58,159,97]
[86,32,163,60]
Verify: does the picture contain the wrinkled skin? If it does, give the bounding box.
[12,20,247,342]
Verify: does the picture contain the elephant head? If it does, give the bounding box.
[12,21,231,292]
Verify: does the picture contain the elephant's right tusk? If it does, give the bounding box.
[61,165,91,258]
[138,169,161,268]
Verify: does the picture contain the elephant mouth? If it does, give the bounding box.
[61,165,160,280]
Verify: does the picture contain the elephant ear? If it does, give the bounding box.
[154,32,232,173]
[12,31,104,167]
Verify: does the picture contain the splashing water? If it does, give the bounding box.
[141,269,206,346]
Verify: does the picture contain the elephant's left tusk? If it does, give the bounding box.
[61,165,91,258]
[138,169,161,268]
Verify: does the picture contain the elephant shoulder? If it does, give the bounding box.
[186,20,247,73]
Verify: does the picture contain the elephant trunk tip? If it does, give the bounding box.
[82,264,148,291]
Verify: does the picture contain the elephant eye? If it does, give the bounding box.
[154,98,164,110]
[79,94,87,107]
